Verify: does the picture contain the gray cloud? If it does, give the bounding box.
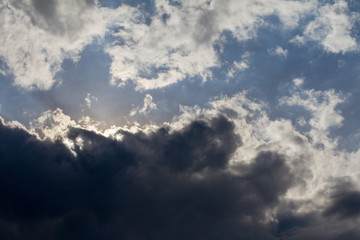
[323,182,360,219]
[8,0,97,36]
[0,115,279,239]
[0,113,359,239]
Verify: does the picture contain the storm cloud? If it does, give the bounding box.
[323,183,360,220]
[0,114,359,239]
[0,116,283,239]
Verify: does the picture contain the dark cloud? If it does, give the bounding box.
[31,0,57,20]
[323,183,360,219]
[274,207,360,240]
[273,182,360,240]
[0,115,358,239]
[193,9,219,45]
[8,0,96,36]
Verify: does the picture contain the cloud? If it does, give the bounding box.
[1,83,360,238]
[107,0,315,90]
[106,1,218,90]
[279,88,346,150]
[3,0,352,92]
[270,46,288,58]
[323,182,360,219]
[174,87,360,205]
[0,113,290,239]
[84,93,98,109]
[227,52,250,78]
[129,94,157,116]
[293,78,304,87]
[0,0,108,89]
[1,1,360,239]
[292,0,358,53]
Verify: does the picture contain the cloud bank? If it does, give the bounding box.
[0,84,360,239]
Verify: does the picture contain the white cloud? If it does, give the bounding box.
[293,0,358,53]
[84,93,98,109]
[293,77,304,87]
[130,93,157,116]
[107,1,218,90]
[140,94,157,114]
[2,0,354,92]
[227,58,250,78]
[0,0,109,89]
[29,108,78,141]
[107,0,315,90]
[270,46,288,58]
[279,89,345,133]
[0,116,27,131]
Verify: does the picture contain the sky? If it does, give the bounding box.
[0,0,360,239]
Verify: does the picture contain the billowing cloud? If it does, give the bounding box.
[0,114,286,239]
[1,83,360,239]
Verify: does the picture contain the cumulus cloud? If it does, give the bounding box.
[0,113,284,239]
[1,83,359,239]
[173,87,360,204]
[0,91,360,239]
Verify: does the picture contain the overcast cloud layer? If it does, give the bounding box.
[1,0,360,239]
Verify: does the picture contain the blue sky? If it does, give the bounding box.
[1,0,360,239]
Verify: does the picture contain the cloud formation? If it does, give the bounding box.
[107,0,316,89]
[0,114,285,239]
[2,0,357,90]
[1,83,360,239]
[0,1,360,239]
[292,0,358,53]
